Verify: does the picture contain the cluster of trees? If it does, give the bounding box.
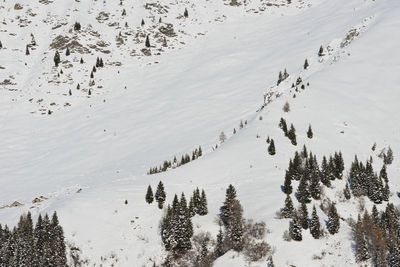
[283,196,340,241]
[284,147,344,198]
[161,193,194,254]
[146,181,166,209]
[147,146,203,175]
[281,148,345,240]
[277,69,289,86]
[0,212,67,266]
[349,156,390,204]
[95,57,104,68]
[353,203,400,266]
[232,119,247,136]
[160,185,272,266]
[279,117,297,145]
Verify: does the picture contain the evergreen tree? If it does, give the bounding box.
[318,45,324,56]
[184,8,189,18]
[310,206,321,239]
[310,165,321,200]
[215,227,225,257]
[277,71,283,85]
[65,47,70,56]
[145,35,151,48]
[268,139,276,155]
[384,147,394,165]
[282,194,294,218]
[220,184,237,226]
[141,19,145,26]
[122,8,126,16]
[268,255,275,267]
[80,57,84,64]
[344,183,351,200]
[279,117,288,136]
[289,215,302,241]
[26,45,30,55]
[50,212,67,266]
[298,202,309,230]
[380,164,388,184]
[288,124,297,145]
[355,215,370,262]
[146,185,154,204]
[0,41,2,49]
[161,205,173,250]
[198,189,208,216]
[53,51,60,67]
[155,181,166,209]
[307,124,313,139]
[226,199,244,251]
[304,59,309,69]
[90,71,94,79]
[328,203,340,235]
[297,176,311,203]
[283,170,293,194]
[320,156,331,187]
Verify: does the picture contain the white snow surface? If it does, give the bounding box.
[1,0,400,266]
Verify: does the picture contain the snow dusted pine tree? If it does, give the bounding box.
[328,203,340,235]
[146,185,154,204]
[310,206,321,239]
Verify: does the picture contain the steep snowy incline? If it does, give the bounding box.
[0,0,381,203]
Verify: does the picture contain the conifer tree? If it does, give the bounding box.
[226,199,244,251]
[155,181,166,209]
[0,41,2,49]
[344,183,351,200]
[279,117,288,136]
[289,215,302,241]
[65,47,70,56]
[141,19,145,26]
[90,71,94,79]
[122,9,126,16]
[220,184,237,226]
[283,170,292,195]
[297,176,311,203]
[282,194,294,218]
[80,57,84,64]
[50,212,67,266]
[355,215,370,262]
[198,189,208,216]
[54,51,60,67]
[215,227,225,257]
[288,124,297,145]
[184,8,189,18]
[328,203,340,235]
[26,45,30,55]
[277,71,283,85]
[268,139,276,155]
[145,35,150,48]
[68,89,72,96]
[307,124,313,139]
[320,156,331,187]
[146,185,154,204]
[310,206,321,239]
[310,166,321,200]
[304,59,309,69]
[384,147,394,165]
[298,202,309,230]
[318,45,324,56]
[268,255,275,267]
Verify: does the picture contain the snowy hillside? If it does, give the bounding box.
[1,0,400,266]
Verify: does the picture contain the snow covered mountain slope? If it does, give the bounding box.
[1,0,400,265]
